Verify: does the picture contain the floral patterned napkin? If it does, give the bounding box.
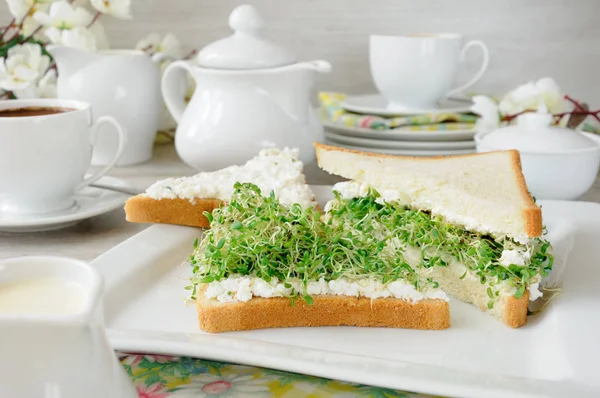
[119,353,444,398]
[319,92,477,132]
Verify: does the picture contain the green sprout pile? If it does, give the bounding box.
[188,183,553,308]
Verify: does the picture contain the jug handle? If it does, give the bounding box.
[162,60,195,123]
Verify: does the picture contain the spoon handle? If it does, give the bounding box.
[90,183,143,196]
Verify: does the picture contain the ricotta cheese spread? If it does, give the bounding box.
[145,148,317,209]
[498,249,530,267]
[205,275,449,303]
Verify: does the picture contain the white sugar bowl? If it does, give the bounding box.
[475,112,600,200]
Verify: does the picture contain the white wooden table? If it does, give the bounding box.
[1,143,599,261]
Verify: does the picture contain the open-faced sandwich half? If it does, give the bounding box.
[124,148,318,227]
[185,144,553,332]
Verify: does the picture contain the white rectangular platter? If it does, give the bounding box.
[92,186,600,398]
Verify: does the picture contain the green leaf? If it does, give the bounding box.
[514,285,526,299]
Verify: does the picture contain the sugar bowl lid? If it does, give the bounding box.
[478,112,599,153]
[196,4,297,70]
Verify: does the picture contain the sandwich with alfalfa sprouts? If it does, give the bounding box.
[186,144,553,332]
[315,143,554,328]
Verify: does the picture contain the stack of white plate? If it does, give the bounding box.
[320,94,477,157]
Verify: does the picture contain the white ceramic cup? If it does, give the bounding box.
[0,99,126,215]
[0,256,137,398]
[369,33,490,110]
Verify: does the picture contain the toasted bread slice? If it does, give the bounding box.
[315,143,542,240]
[125,148,317,228]
[196,285,450,333]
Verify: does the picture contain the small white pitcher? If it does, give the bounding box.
[0,256,137,397]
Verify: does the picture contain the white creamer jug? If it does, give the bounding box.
[161,4,331,171]
[47,47,162,166]
[0,256,137,398]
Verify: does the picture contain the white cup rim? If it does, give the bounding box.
[371,33,463,40]
[0,99,90,120]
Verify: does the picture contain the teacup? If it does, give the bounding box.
[369,33,489,110]
[0,99,126,215]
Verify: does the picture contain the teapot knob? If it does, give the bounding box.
[229,4,264,36]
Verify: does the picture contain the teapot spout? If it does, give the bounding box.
[46,45,97,77]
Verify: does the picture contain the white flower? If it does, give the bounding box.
[91,0,131,20]
[89,21,110,49]
[498,77,566,116]
[6,0,55,20]
[136,33,183,59]
[36,68,57,98]
[172,372,272,397]
[13,69,57,99]
[0,43,50,92]
[34,0,93,29]
[470,95,500,133]
[20,18,46,41]
[45,26,97,50]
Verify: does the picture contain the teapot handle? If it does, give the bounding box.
[162,60,195,123]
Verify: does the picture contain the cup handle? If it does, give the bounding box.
[162,60,194,123]
[76,116,127,191]
[446,40,490,99]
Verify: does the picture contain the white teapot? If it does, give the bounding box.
[161,4,331,171]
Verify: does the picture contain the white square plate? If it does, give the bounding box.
[92,186,600,398]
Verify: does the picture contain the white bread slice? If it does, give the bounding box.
[315,143,541,241]
[196,284,450,332]
[125,148,317,228]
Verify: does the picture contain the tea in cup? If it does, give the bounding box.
[0,99,126,215]
[369,33,489,110]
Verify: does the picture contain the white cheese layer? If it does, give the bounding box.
[205,275,449,304]
[145,148,317,209]
[329,180,531,244]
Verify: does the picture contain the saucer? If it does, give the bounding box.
[324,131,475,150]
[321,118,476,142]
[341,94,473,116]
[324,140,475,157]
[0,176,131,233]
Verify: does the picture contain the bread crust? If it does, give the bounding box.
[508,151,542,237]
[314,142,543,237]
[503,290,530,328]
[124,195,223,228]
[196,285,450,333]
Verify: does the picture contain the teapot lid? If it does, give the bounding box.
[478,112,599,152]
[196,4,296,70]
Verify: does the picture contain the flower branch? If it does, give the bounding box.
[471,78,599,134]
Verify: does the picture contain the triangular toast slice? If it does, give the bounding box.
[125,148,318,228]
